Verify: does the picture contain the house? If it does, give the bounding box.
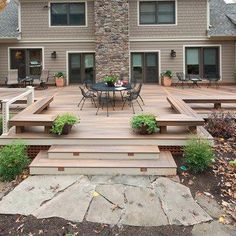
[0,0,235,85]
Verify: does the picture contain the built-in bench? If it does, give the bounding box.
[9,96,56,134]
[156,114,204,134]
[157,96,205,134]
[182,96,236,109]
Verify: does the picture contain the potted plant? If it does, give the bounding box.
[131,114,158,135]
[103,75,118,87]
[54,72,65,87]
[51,113,80,135]
[161,70,173,87]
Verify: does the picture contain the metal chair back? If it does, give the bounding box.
[7,69,18,85]
[40,69,49,83]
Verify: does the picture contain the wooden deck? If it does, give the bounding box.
[1,85,236,146]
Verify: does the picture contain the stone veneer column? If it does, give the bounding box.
[94,0,130,81]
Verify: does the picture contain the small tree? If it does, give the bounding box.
[0,141,30,181]
[183,137,214,174]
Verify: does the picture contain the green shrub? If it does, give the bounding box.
[54,72,65,78]
[51,113,80,135]
[161,70,173,78]
[131,114,158,134]
[103,75,118,84]
[183,137,214,174]
[0,141,30,181]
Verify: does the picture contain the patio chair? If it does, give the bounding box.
[5,69,19,87]
[127,82,145,105]
[206,75,220,88]
[78,86,97,111]
[176,72,190,88]
[122,89,143,114]
[34,69,49,89]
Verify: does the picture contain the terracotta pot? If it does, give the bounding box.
[61,124,72,135]
[55,77,64,87]
[162,76,172,87]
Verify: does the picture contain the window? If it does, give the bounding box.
[51,2,86,26]
[139,1,176,25]
[186,47,219,78]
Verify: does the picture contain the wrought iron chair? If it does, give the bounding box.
[175,72,190,88]
[127,82,145,105]
[34,69,49,89]
[122,89,143,114]
[78,86,97,111]
[206,75,220,88]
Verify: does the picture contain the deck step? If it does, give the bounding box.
[48,145,160,160]
[30,151,177,176]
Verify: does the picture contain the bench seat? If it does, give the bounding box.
[156,114,204,134]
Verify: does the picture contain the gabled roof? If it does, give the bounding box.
[209,0,236,37]
[0,0,19,39]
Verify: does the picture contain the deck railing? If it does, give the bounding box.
[1,86,35,135]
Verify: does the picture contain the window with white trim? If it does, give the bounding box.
[50,2,86,26]
[139,1,176,25]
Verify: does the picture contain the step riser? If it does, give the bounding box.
[48,152,160,160]
[30,167,176,176]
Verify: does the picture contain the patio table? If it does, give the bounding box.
[190,77,202,88]
[21,77,34,87]
[92,82,132,116]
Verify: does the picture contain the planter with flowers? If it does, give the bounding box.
[103,75,118,87]
[51,113,80,135]
[54,72,65,87]
[161,70,173,87]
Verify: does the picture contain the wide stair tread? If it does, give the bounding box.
[48,145,160,160]
[30,151,177,176]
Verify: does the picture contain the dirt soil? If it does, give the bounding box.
[0,215,193,236]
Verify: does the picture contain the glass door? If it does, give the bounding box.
[69,54,81,84]
[203,48,219,78]
[69,53,95,84]
[10,49,26,79]
[131,52,159,83]
[145,53,158,83]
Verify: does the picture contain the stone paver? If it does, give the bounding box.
[86,184,125,225]
[0,175,214,228]
[121,186,169,226]
[33,177,95,222]
[0,176,81,215]
[195,194,225,219]
[153,177,212,226]
[90,175,152,188]
[192,221,236,236]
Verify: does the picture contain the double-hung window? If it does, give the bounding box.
[50,2,86,26]
[139,1,176,25]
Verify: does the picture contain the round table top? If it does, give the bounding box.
[92,82,132,92]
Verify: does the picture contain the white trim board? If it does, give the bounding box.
[183,44,222,80]
[129,50,161,85]
[8,46,45,71]
[66,50,95,85]
[137,0,178,27]
[48,1,88,28]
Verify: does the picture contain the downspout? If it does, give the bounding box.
[16,0,22,40]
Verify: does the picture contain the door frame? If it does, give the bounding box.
[129,50,161,84]
[66,51,95,85]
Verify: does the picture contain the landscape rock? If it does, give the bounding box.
[86,184,125,225]
[195,194,225,219]
[33,176,95,222]
[192,221,236,236]
[153,177,212,226]
[0,176,81,215]
[120,186,169,226]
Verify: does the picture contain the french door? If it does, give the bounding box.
[69,53,95,84]
[10,48,42,79]
[131,52,159,83]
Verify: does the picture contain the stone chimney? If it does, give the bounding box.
[94,0,130,81]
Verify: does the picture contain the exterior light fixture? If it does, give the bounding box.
[170,50,176,58]
[51,51,57,59]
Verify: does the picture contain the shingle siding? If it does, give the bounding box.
[129,0,208,39]
[20,0,95,39]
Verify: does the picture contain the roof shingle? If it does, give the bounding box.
[0,0,19,38]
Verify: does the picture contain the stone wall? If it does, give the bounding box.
[94,0,129,81]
